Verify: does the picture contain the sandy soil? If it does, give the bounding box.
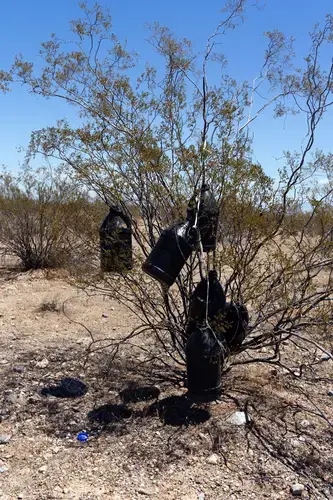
[0,267,332,500]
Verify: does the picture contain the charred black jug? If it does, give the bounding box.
[142,220,197,288]
[185,270,226,344]
[224,301,249,352]
[186,325,224,401]
[100,206,132,272]
[195,184,220,252]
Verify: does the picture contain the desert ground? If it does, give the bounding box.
[0,261,332,500]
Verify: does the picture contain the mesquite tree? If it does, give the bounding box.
[1,1,332,372]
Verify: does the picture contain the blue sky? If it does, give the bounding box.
[0,0,332,178]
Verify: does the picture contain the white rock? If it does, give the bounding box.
[6,393,20,405]
[290,483,305,496]
[137,488,154,496]
[36,358,49,369]
[227,411,251,425]
[38,465,47,473]
[0,435,11,444]
[206,454,220,465]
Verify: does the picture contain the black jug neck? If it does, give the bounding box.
[108,204,122,215]
[208,269,218,281]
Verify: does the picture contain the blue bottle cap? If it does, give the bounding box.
[77,431,89,442]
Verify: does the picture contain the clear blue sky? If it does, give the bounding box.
[0,0,332,178]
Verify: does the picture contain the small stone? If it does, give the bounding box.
[102,313,108,318]
[38,465,47,473]
[227,411,251,426]
[63,488,69,494]
[137,488,153,496]
[6,393,18,404]
[327,390,333,397]
[172,449,184,458]
[0,359,9,365]
[0,435,11,444]
[290,483,305,496]
[13,366,25,373]
[36,358,49,369]
[206,454,220,465]
[321,353,331,361]
[0,465,9,473]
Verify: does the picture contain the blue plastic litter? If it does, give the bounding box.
[77,432,89,442]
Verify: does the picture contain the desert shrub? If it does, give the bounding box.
[1,2,332,374]
[38,296,61,312]
[0,165,98,270]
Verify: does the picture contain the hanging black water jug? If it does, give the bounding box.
[142,220,196,287]
[197,184,220,252]
[100,206,132,273]
[224,301,249,351]
[185,270,226,344]
[186,325,223,400]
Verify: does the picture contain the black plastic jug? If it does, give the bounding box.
[224,301,249,351]
[142,220,197,287]
[100,206,132,272]
[186,325,223,400]
[185,270,226,344]
[197,184,220,252]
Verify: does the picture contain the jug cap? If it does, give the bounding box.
[208,269,218,280]
[109,204,122,214]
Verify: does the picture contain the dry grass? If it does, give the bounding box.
[38,296,61,313]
